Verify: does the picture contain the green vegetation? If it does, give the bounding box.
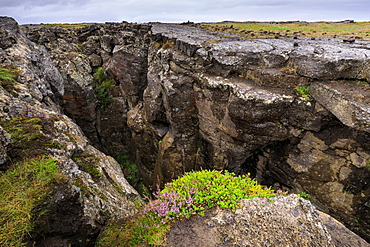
[298,192,311,200]
[0,113,63,163]
[45,23,91,29]
[96,214,170,247]
[366,158,370,171]
[356,80,370,91]
[93,67,114,110]
[0,65,20,89]
[96,170,275,246]
[72,153,102,179]
[116,155,151,198]
[202,21,370,40]
[295,85,313,101]
[116,155,139,186]
[0,156,63,246]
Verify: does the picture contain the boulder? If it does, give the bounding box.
[166,195,369,246]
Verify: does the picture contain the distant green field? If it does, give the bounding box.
[45,23,92,29]
[201,21,370,40]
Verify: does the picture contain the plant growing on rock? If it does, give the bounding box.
[0,65,19,90]
[72,153,102,179]
[0,112,64,163]
[96,170,275,246]
[295,85,313,101]
[298,192,311,200]
[92,67,114,110]
[0,156,64,246]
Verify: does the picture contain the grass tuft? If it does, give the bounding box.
[0,65,20,90]
[0,156,63,246]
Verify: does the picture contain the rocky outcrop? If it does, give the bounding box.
[0,17,140,246]
[1,17,369,243]
[23,22,151,157]
[166,195,369,246]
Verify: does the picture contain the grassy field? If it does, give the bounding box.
[45,23,92,29]
[200,21,370,40]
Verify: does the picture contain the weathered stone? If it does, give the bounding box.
[318,211,370,247]
[311,81,370,132]
[350,152,367,168]
[166,195,335,246]
[0,17,19,49]
[0,126,11,165]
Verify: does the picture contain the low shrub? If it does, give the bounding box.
[116,155,139,186]
[96,170,275,246]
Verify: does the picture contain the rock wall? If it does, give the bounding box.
[1,17,369,242]
[0,17,140,246]
[144,24,370,240]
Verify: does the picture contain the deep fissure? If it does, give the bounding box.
[1,18,369,244]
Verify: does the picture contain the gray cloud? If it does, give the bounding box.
[0,0,369,24]
[2,0,90,8]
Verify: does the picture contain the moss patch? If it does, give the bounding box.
[0,113,64,165]
[72,153,102,179]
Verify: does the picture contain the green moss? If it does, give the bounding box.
[295,85,313,101]
[72,154,102,179]
[0,156,63,246]
[72,177,90,195]
[96,214,170,247]
[109,177,125,196]
[0,115,62,163]
[72,177,109,202]
[96,170,275,246]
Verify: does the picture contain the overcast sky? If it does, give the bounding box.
[1,0,369,24]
